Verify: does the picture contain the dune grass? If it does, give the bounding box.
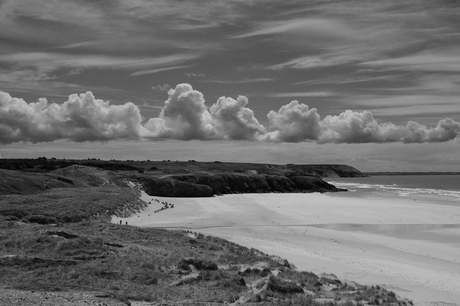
[0,220,412,305]
[0,164,410,305]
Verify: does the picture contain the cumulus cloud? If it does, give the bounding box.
[144,84,217,140]
[264,101,321,142]
[143,84,265,140]
[209,96,265,140]
[0,91,143,144]
[319,111,460,144]
[1,84,459,145]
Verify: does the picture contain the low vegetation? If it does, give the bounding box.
[0,221,412,305]
[0,159,410,305]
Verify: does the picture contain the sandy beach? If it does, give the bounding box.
[113,190,460,306]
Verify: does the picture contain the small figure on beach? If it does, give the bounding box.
[125,221,128,225]
[119,220,122,225]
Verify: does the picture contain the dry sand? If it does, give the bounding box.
[113,190,460,306]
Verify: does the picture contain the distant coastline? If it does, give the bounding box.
[364,172,460,176]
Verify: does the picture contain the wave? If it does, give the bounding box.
[328,181,460,202]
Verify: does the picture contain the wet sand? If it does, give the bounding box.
[113,191,460,306]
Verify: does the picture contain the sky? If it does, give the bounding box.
[0,0,459,171]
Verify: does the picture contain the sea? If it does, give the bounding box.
[325,174,460,204]
[321,174,460,243]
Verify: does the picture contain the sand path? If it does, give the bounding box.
[113,191,460,306]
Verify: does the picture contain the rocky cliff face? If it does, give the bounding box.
[285,164,364,178]
[138,176,214,197]
[136,173,345,197]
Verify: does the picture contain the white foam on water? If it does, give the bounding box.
[329,180,460,203]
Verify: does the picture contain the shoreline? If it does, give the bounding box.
[112,189,460,306]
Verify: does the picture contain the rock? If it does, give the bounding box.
[171,173,343,195]
[290,176,346,193]
[139,177,213,197]
[46,230,79,239]
[231,277,246,287]
[133,166,349,198]
[267,275,304,294]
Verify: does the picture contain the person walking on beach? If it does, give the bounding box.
[119,220,122,225]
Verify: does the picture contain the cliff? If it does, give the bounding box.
[136,176,214,197]
[135,173,345,197]
[0,160,362,198]
[284,164,364,178]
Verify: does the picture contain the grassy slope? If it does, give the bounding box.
[0,221,409,305]
[0,163,409,305]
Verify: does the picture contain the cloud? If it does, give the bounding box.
[143,84,265,140]
[151,84,171,92]
[143,84,217,140]
[131,65,190,77]
[269,92,335,98]
[267,56,352,70]
[1,84,459,145]
[68,67,84,76]
[207,78,274,84]
[264,101,321,142]
[361,51,460,72]
[319,111,460,144]
[184,73,206,78]
[0,90,143,144]
[209,96,266,140]
[233,18,350,39]
[0,52,197,74]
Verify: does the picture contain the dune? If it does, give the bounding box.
[113,189,460,306]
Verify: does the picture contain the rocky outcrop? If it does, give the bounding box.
[264,175,297,192]
[138,176,213,197]
[285,164,364,178]
[170,173,272,194]
[289,176,344,193]
[135,173,345,197]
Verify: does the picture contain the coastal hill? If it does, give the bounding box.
[0,159,411,305]
[0,158,364,198]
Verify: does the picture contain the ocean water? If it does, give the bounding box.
[326,174,460,204]
[321,175,460,246]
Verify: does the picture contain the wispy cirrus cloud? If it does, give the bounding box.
[131,66,191,77]
[207,78,274,84]
[184,73,206,78]
[0,52,197,72]
[267,56,356,70]
[361,51,460,72]
[233,18,351,39]
[151,84,171,92]
[1,0,460,134]
[268,92,335,98]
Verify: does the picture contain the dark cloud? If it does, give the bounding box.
[1,84,459,144]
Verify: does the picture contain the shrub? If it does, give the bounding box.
[0,209,28,219]
[54,236,106,258]
[25,215,57,225]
